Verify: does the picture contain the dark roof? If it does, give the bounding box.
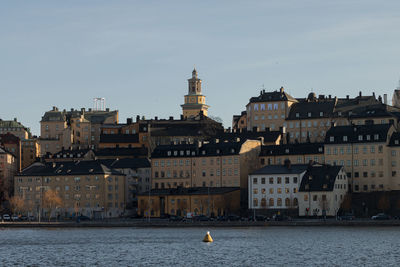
[0,119,28,129]
[94,147,148,157]
[286,100,335,120]
[41,107,118,124]
[260,143,324,156]
[388,132,400,147]
[325,124,391,144]
[250,164,308,175]
[344,104,400,119]
[41,110,65,122]
[149,119,223,137]
[249,88,297,103]
[299,165,342,192]
[139,187,240,196]
[151,140,245,158]
[100,134,139,143]
[335,95,380,113]
[100,158,150,169]
[17,160,124,176]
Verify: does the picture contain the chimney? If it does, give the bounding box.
[13,118,17,122]
[378,95,382,103]
[284,159,291,169]
[154,116,158,121]
[180,115,184,120]
[136,115,140,122]
[328,95,331,99]
[280,87,284,93]
[81,108,85,112]
[384,94,387,104]
[169,116,174,120]
[127,118,133,125]
[359,91,362,97]
[88,108,92,112]
[71,108,74,112]
[106,108,110,112]
[252,126,259,132]
[346,95,349,99]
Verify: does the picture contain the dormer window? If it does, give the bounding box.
[173,151,178,156]
[285,149,289,154]
[318,147,323,152]
[186,150,190,155]
[180,151,184,156]
[319,112,323,117]
[358,135,363,141]
[216,149,220,154]
[308,112,312,117]
[296,113,299,118]
[323,184,327,189]
[167,151,171,156]
[330,136,334,142]
[374,134,379,140]
[191,151,195,156]
[395,140,399,145]
[202,150,206,155]
[343,136,348,142]
[366,135,370,140]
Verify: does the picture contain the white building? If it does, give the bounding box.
[298,164,348,217]
[248,161,308,212]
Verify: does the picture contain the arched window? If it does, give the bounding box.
[293,198,298,206]
[269,198,274,207]
[285,198,290,207]
[261,198,267,208]
[277,198,282,206]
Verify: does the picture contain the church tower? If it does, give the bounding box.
[181,68,209,118]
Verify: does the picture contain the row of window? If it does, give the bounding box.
[327,158,384,167]
[253,197,298,207]
[154,157,239,167]
[252,176,298,185]
[251,103,285,111]
[18,176,118,183]
[154,168,239,178]
[326,145,383,155]
[253,187,297,194]
[354,184,384,191]
[261,156,324,166]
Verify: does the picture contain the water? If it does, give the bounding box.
[0,226,399,266]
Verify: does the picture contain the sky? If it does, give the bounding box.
[1,0,400,135]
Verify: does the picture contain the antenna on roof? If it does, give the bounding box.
[93,98,105,111]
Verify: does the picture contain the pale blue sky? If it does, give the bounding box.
[1,1,400,135]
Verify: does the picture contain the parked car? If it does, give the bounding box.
[2,214,11,221]
[20,215,28,221]
[169,215,183,222]
[371,213,390,220]
[339,214,355,221]
[11,214,20,221]
[193,215,211,221]
[77,215,91,221]
[227,215,242,221]
[28,215,36,221]
[216,216,228,221]
[273,214,291,221]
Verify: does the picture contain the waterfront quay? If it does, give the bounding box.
[2,218,400,228]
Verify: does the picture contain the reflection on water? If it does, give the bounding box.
[0,227,399,266]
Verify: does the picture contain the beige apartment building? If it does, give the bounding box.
[151,139,261,208]
[0,118,30,140]
[40,106,118,155]
[246,87,298,132]
[21,139,40,170]
[324,124,395,193]
[14,160,126,219]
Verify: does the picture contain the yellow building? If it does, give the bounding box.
[324,124,395,192]
[0,147,17,202]
[21,139,40,170]
[138,187,240,217]
[0,118,30,140]
[246,87,298,132]
[14,160,126,219]
[181,69,209,118]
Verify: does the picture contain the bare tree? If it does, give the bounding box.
[9,195,24,215]
[43,189,63,221]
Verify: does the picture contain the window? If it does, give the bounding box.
[269,188,274,194]
[285,177,289,184]
[285,198,290,206]
[277,198,282,206]
[269,198,274,206]
[261,178,265,184]
[253,178,257,184]
[253,188,258,194]
[277,177,282,184]
[277,188,282,194]
[269,177,273,184]
[304,195,308,201]
[293,177,298,183]
[313,195,317,201]
[253,198,258,207]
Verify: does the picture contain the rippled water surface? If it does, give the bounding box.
[1,226,400,266]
